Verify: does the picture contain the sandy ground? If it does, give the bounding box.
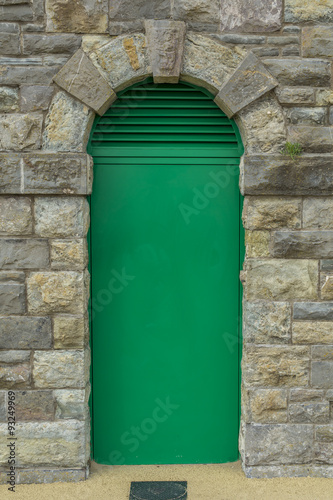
[1,461,333,499]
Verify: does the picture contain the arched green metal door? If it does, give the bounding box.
[88,79,244,465]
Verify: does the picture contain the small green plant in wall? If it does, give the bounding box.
[281,142,303,160]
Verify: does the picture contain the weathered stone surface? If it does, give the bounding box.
[314,442,333,464]
[43,92,94,152]
[289,402,330,423]
[304,198,333,229]
[53,49,116,115]
[263,59,331,87]
[0,270,24,283]
[15,390,54,421]
[294,302,333,321]
[245,389,287,424]
[0,86,18,111]
[0,197,32,234]
[267,35,299,46]
[243,423,313,465]
[0,113,43,151]
[245,260,318,300]
[275,87,314,105]
[312,346,333,360]
[288,126,333,154]
[0,420,87,466]
[173,0,219,24]
[321,260,333,272]
[312,361,333,388]
[244,464,333,478]
[245,231,270,258]
[23,153,92,195]
[0,283,25,314]
[0,4,33,22]
[215,52,278,118]
[33,350,89,389]
[302,26,333,58]
[53,314,87,349]
[281,46,300,56]
[286,107,326,125]
[89,34,150,92]
[243,197,301,230]
[46,0,108,33]
[241,155,333,196]
[27,271,88,315]
[271,231,333,259]
[145,20,186,84]
[243,301,291,344]
[181,33,245,93]
[17,468,86,484]
[0,351,30,389]
[316,426,333,442]
[23,34,81,55]
[109,0,170,21]
[220,0,282,32]
[290,389,324,402]
[81,35,111,54]
[0,391,5,422]
[0,66,59,86]
[330,107,333,126]
[285,0,333,23]
[54,389,88,419]
[0,316,51,349]
[20,85,54,112]
[322,277,333,300]
[253,47,279,57]
[0,153,21,193]
[51,239,88,271]
[236,94,286,154]
[217,34,266,45]
[35,197,89,238]
[316,89,333,106]
[0,238,49,269]
[243,345,310,387]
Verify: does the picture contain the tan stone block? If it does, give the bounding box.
[35,197,89,238]
[243,197,301,230]
[46,0,108,33]
[293,322,333,344]
[51,239,88,270]
[249,389,288,423]
[33,349,89,388]
[53,314,88,349]
[285,0,333,23]
[245,231,270,258]
[322,276,333,300]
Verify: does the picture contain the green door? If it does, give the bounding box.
[89,80,244,466]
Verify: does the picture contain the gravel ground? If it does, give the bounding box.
[1,460,333,499]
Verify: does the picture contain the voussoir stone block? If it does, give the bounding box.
[145,20,186,84]
[34,197,89,238]
[0,316,51,349]
[46,0,108,33]
[220,0,282,33]
[53,49,116,116]
[0,197,32,234]
[243,301,291,344]
[0,238,49,269]
[271,231,333,259]
[27,271,88,315]
[214,52,278,118]
[33,350,89,389]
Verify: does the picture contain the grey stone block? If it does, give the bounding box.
[286,107,326,125]
[289,402,330,423]
[15,390,54,421]
[252,47,279,57]
[312,361,333,388]
[0,350,30,389]
[109,0,170,21]
[0,5,33,21]
[20,86,54,112]
[53,49,116,115]
[302,26,333,58]
[0,31,19,55]
[23,153,92,195]
[0,66,59,86]
[271,231,333,258]
[214,52,278,118]
[34,197,90,238]
[0,391,5,422]
[145,20,186,84]
[304,198,333,229]
[243,301,291,344]
[314,442,333,465]
[288,126,333,154]
[0,283,25,314]
[263,58,331,86]
[216,34,266,45]
[17,468,86,484]
[0,271,25,283]
[0,86,18,111]
[275,87,314,105]
[241,155,333,196]
[266,35,299,46]
[321,260,333,272]
[312,346,333,360]
[316,425,333,442]
[290,389,324,402]
[0,196,32,234]
[0,238,49,269]
[0,316,52,349]
[46,0,108,33]
[173,0,220,24]
[220,0,282,32]
[0,113,43,151]
[54,389,88,419]
[22,34,81,55]
[294,302,333,321]
[281,46,300,56]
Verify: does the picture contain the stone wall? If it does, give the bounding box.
[0,0,333,483]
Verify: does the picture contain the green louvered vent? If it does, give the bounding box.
[88,80,243,159]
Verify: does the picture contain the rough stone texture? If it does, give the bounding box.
[316,425,333,442]
[0,66,59,86]
[286,107,326,125]
[243,301,291,344]
[54,389,89,419]
[236,94,286,154]
[285,0,333,23]
[243,345,310,387]
[302,26,333,59]
[288,126,333,154]
[22,34,81,55]
[51,239,88,271]
[241,155,333,196]
[293,322,333,344]
[312,361,333,389]
[0,351,30,389]
[316,89,333,106]
[43,92,94,153]
[215,52,278,118]
[294,302,333,321]
[20,85,54,112]
[263,59,331,87]
[242,423,313,465]
[34,197,89,238]
[53,314,88,349]
[15,390,55,421]
[23,153,92,195]
[0,391,5,422]
[181,33,245,93]
[33,350,89,389]
[277,87,315,105]
[271,231,333,259]
[27,272,88,315]
[0,153,21,193]
[243,197,301,230]
[304,198,333,229]
[173,0,220,25]
[290,389,324,402]
[0,283,25,314]
[245,259,318,300]
[17,468,87,484]
[0,420,87,466]
[0,4,33,22]
[0,270,24,283]
[245,231,270,258]
[244,389,288,424]
[0,238,49,269]
[244,464,333,478]
[312,346,333,360]
[53,49,116,115]
[0,113,43,151]
[220,0,282,32]
[89,33,150,92]
[0,197,32,235]
[145,20,186,84]
[0,22,20,56]
[322,277,333,300]
[109,0,170,22]
[46,0,108,33]
[0,86,18,111]
[0,316,51,349]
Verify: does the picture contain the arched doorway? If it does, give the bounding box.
[88,79,244,465]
